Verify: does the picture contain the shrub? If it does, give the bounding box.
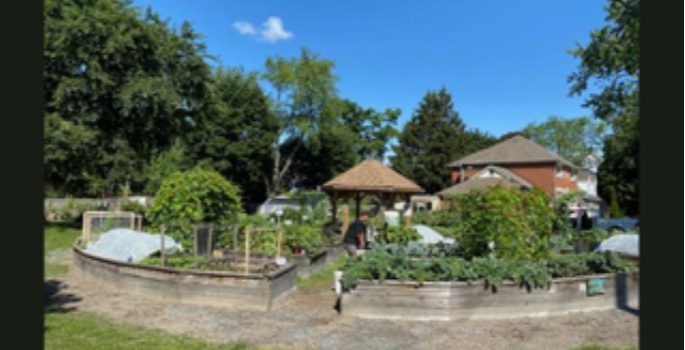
[121,200,147,216]
[579,229,610,245]
[445,186,556,262]
[285,225,324,256]
[269,207,305,225]
[146,169,243,246]
[293,191,330,223]
[385,226,422,244]
[412,211,463,228]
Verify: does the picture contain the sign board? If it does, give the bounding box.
[587,278,606,296]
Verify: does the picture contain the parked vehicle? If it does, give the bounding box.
[595,217,639,233]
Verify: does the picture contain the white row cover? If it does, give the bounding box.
[412,225,457,245]
[85,229,183,263]
[595,234,639,258]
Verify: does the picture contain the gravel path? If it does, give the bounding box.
[46,270,639,350]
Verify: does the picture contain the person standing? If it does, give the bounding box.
[344,214,369,257]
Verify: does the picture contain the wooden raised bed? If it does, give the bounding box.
[73,246,298,311]
[342,273,639,321]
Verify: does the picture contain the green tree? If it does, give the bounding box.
[569,0,639,215]
[142,139,189,196]
[340,99,401,160]
[521,117,607,167]
[147,169,243,246]
[186,68,279,208]
[44,0,213,197]
[262,47,340,198]
[282,123,359,190]
[391,88,496,194]
[608,186,626,218]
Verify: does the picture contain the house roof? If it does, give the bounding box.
[472,165,534,188]
[437,178,528,197]
[447,136,577,169]
[322,159,424,193]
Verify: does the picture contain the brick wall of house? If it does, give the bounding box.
[449,163,576,197]
[555,167,580,193]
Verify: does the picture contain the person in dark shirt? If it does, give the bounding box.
[344,214,369,257]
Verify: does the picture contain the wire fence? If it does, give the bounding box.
[157,223,286,275]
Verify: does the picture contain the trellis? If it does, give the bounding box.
[82,211,143,244]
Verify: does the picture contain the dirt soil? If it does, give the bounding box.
[46,269,639,350]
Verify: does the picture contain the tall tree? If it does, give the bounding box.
[568,0,639,215]
[282,123,359,191]
[262,47,340,197]
[340,100,401,160]
[521,116,607,167]
[44,0,213,197]
[391,88,496,194]
[186,68,279,207]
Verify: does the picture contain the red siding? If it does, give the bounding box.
[449,163,577,197]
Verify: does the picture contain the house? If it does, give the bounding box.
[439,136,580,199]
[572,168,607,219]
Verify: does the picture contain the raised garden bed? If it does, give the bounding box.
[342,272,639,321]
[323,243,346,264]
[73,246,298,311]
[290,250,328,279]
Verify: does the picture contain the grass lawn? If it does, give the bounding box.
[45,311,282,350]
[297,255,347,293]
[45,222,82,277]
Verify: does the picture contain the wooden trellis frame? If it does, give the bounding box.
[242,227,284,275]
[82,211,142,243]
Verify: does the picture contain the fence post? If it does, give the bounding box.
[160,225,166,268]
[194,225,199,269]
[245,228,251,275]
[207,224,214,261]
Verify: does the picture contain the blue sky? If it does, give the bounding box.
[132,0,605,139]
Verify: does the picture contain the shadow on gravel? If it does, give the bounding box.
[45,279,82,315]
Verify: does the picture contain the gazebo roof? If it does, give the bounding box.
[322,159,424,194]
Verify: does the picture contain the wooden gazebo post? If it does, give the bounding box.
[330,191,339,223]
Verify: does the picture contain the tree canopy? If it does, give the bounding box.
[569,0,639,216]
[522,116,607,167]
[45,0,212,197]
[391,88,497,194]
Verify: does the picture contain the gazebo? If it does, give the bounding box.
[321,159,425,224]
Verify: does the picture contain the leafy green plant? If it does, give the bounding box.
[385,226,422,244]
[146,169,243,247]
[121,200,146,216]
[269,207,305,225]
[445,186,556,262]
[285,225,324,256]
[341,247,637,292]
[579,229,610,246]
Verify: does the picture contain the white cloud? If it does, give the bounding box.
[259,17,294,43]
[233,21,256,36]
[233,17,294,44]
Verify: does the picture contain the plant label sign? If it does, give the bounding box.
[587,279,606,296]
